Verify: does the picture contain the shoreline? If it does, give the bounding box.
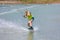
[0,1,60,4]
[0,1,22,4]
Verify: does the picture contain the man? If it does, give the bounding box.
[24,10,34,30]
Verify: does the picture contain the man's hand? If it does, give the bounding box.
[23,15,26,18]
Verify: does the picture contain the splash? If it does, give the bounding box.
[0,19,38,32]
[0,19,28,32]
[0,19,17,28]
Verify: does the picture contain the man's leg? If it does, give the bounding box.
[28,20,33,30]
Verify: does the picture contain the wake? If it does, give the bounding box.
[0,19,24,32]
[0,19,38,32]
[0,5,40,15]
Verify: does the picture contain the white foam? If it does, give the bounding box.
[0,19,19,29]
[34,27,38,31]
[21,27,29,31]
[0,19,28,32]
[20,26,39,32]
[0,18,39,32]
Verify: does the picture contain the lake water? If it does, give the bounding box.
[0,4,60,40]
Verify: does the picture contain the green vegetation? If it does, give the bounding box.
[19,0,60,3]
[19,0,34,3]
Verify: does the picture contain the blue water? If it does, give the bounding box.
[0,4,60,40]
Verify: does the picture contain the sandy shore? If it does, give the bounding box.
[0,1,23,4]
[0,1,60,4]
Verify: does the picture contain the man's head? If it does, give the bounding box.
[25,10,31,16]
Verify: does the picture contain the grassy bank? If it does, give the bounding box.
[0,0,60,4]
[19,0,60,3]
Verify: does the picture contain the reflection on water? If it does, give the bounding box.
[27,31,34,40]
